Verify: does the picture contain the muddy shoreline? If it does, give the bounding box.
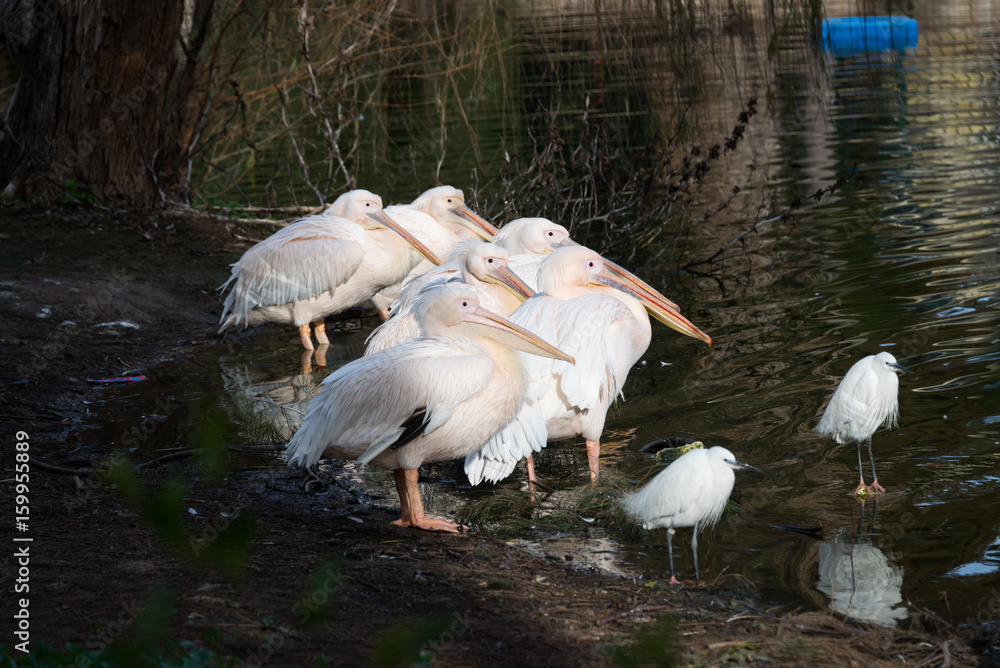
[1,208,994,666]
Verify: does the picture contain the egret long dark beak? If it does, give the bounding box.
[889,361,912,373]
[367,211,442,266]
[726,458,764,474]
[591,267,713,345]
[448,205,499,241]
[486,264,536,301]
[466,305,574,364]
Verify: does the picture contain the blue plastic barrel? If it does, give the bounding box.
[822,16,918,56]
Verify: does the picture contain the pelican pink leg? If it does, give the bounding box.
[392,469,464,533]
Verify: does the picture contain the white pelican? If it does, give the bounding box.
[494,217,571,255]
[369,186,498,318]
[218,190,439,350]
[465,246,711,485]
[376,215,570,322]
[284,285,574,532]
[496,217,684,317]
[365,242,536,354]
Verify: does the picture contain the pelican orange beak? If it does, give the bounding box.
[557,239,678,310]
[602,259,679,312]
[448,205,499,241]
[485,264,536,301]
[465,305,574,364]
[592,266,712,345]
[366,210,442,266]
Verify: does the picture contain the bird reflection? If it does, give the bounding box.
[221,365,323,441]
[815,503,908,626]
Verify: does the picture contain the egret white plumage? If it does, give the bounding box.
[284,285,574,532]
[218,189,439,350]
[815,352,911,497]
[622,445,762,584]
[369,186,498,318]
[464,246,711,486]
[365,241,535,354]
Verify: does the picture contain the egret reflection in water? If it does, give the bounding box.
[815,506,907,627]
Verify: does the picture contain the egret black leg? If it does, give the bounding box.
[667,528,679,585]
[692,521,700,584]
[868,438,885,494]
[852,440,869,497]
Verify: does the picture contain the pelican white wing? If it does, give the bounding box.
[463,293,635,484]
[513,293,634,410]
[365,261,464,354]
[464,398,548,485]
[285,338,493,468]
[220,218,366,328]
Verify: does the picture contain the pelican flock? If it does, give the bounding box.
[219,185,728,537]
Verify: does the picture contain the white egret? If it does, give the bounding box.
[369,186,498,318]
[365,241,535,354]
[622,445,762,585]
[814,352,911,496]
[284,285,574,532]
[464,246,711,485]
[218,190,439,350]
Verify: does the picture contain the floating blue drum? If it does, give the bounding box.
[822,16,919,56]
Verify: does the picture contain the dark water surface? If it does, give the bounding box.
[83,13,1000,629]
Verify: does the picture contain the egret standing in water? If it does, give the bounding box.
[815,352,911,497]
[622,446,762,585]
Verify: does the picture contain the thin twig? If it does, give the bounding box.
[31,457,93,475]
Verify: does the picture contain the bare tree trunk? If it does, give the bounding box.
[0,0,187,209]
